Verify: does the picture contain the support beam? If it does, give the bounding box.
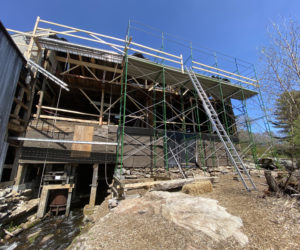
[99,72,106,125]
[37,188,49,218]
[89,164,98,206]
[14,164,24,186]
[55,56,122,74]
[65,189,72,216]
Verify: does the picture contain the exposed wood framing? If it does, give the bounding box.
[55,56,122,74]
[33,114,102,124]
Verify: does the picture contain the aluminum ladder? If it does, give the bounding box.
[186,67,256,191]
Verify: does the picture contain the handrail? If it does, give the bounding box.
[192,60,257,83]
[192,65,258,87]
[38,19,183,68]
[8,17,258,88]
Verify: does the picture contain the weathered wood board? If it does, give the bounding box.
[71,125,94,157]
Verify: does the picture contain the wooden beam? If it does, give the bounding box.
[33,114,102,124]
[84,65,100,81]
[56,56,122,74]
[79,88,100,113]
[37,105,100,118]
[8,122,26,133]
[78,55,85,76]
[89,164,98,206]
[42,183,75,190]
[99,71,106,125]
[60,64,80,75]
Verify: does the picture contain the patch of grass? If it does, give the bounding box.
[28,233,39,244]
[6,222,21,233]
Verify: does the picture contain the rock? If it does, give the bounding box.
[108,198,119,209]
[279,159,297,172]
[0,190,7,198]
[233,176,239,181]
[27,229,41,242]
[40,234,54,244]
[115,191,248,247]
[0,204,8,211]
[4,234,11,240]
[0,212,8,219]
[27,214,37,222]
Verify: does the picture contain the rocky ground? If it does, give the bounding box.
[70,171,300,250]
[0,188,39,241]
[0,188,38,223]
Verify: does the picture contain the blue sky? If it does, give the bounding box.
[1,0,299,134]
[1,0,299,67]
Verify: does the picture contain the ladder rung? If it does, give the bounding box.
[186,67,256,192]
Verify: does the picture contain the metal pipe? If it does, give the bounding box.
[8,137,117,146]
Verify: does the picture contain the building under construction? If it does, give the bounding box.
[0,17,273,217]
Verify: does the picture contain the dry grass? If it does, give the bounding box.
[182,180,213,195]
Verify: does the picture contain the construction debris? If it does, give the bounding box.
[0,188,38,225]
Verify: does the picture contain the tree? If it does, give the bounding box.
[273,91,300,159]
[291,115,300,157]
[273,91,300,137]
[260,17,300,161]
[260,18,300,102]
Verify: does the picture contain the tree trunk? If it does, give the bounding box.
[264,170,279,192]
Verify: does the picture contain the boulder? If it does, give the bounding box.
[114,191,248,247]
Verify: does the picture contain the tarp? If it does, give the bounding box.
[0,22,24,180]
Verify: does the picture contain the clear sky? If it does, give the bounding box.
[1,0,299,67]
[1,0,299,134]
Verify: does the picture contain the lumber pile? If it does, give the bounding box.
[125,176,217,191]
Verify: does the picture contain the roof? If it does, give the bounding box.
[127,56,258,101]
[36,37,257,100]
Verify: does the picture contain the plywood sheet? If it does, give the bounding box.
[71,125,94,157]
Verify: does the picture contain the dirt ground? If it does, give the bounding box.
[70,174,300,250]
[202,174,300,249]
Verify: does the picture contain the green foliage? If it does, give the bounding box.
[7,222,21,233]
[291,116,300,157]
[273,91,300,159]
[273,91,300,136]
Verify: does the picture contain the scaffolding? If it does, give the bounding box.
[7,17,276,181]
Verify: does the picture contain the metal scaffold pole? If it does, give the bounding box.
[214,52,230,135]
[235,59,258,165]
[116,22,131,174]
[180,89,188,166]
[162,68,168,170]
[252,65,277,160]
[193,91,206,170]
[153,84,157,169]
